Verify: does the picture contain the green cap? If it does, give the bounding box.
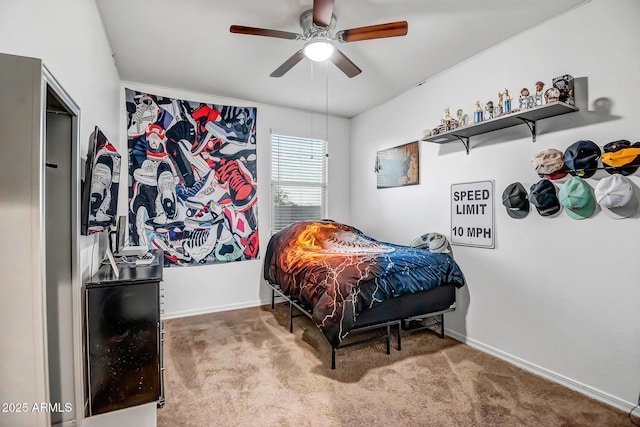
[558,176,595,220]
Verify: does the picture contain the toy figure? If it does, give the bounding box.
[495,92,504,117]
[456,108,468,128]
[544,87,560,104]
[474,101,483,123]
[503,89,512,114]
[519,88,534,110]
[443,107,456,131]
[534,81,545,106]
[485,101,494,120]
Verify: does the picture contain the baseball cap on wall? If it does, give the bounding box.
[558,176,596,220]
[531,149,568,180]
[601,140,640,175]
[563,140,601,178]
[594,174,638,219]
[501,182,530,218]
[427,233,451,254]
[529,179,561,216]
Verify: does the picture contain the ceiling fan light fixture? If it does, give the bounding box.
[230,2,408,77]
[303,39,334,62]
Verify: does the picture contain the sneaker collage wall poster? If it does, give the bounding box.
[125,88,258,267]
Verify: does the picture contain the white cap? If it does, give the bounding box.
[594,174,638,219]
[531,149,566,178]
[428,234,450,253]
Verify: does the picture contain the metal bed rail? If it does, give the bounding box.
[267,281,455,369]
[267,281,400,369]
[398,306,455,350]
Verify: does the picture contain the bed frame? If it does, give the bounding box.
[266,281,457,369]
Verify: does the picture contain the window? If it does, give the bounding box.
[271,133,327,233]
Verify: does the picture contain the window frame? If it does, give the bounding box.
[270,132,328,234]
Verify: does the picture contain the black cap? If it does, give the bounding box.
[563,140,601,178]
[529,179,561,217]
[502,182,530,218]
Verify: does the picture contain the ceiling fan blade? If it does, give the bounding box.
[230,25,301,40]
[336,21,408,43]
[313,0,335,27]
[270,50,305,77]
[330,48,362,78]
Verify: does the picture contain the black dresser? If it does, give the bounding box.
[83,250,165,416]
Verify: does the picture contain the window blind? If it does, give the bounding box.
[271,133,327,232]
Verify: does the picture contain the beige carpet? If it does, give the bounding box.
[158,304,633,426]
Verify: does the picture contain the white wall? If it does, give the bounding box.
[0,0,121,159]
[0,1,121,272]
[350,0,639,411]
[120,81,351,319]
[0,0,124,426]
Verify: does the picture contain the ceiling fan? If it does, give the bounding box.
[230,0,408,78]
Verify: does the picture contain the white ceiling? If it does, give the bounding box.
[95,0,588,118]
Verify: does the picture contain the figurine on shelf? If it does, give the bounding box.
[443,107,453,121]
[443,107,456,131]
[503,89,512,114]
[544,87,560,104]
[484,100,494,120]
[519,88,534,110]
[534,81,545,106]
[474,101,483,123]
[495,92,504,117]
[456,108,468,128]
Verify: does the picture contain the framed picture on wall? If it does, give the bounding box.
[375,141,419,189]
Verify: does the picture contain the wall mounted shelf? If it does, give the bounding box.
[421,101,579,154]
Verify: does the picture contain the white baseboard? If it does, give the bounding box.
[162,299,268,320]
[445,328,636,414]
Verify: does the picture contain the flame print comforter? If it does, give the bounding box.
[264,221,465,346]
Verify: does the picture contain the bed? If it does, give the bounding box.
[263,220,466,369]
